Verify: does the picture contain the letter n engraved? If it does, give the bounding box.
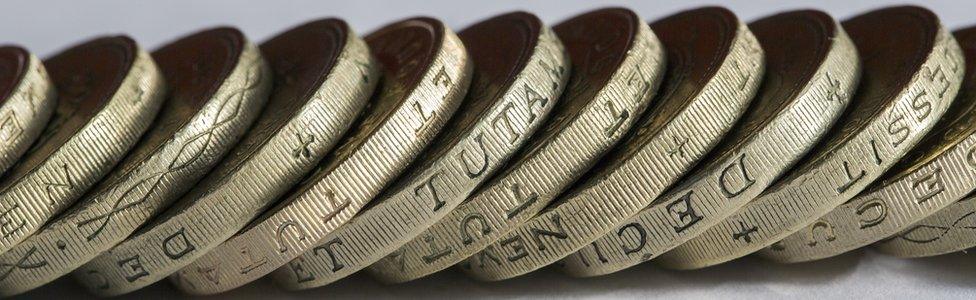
[312,238,345,273]
[617,223,647,255]
[911,168,945,204]
[719,153,755,198]
[456,133,489,178]
[530,213,568,251]
[162,227,195,260]
[415,171,445,212]
[666,191,703,233]
[504,183,539,219]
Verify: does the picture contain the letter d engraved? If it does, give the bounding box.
[719,153,755,198]
[162,227,195,260]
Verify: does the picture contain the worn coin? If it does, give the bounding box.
[367,5,653,283]
[560,8,857,277]
[271,11,567,290]
[170,17,472,294]
[0,36,167,256]
[657,6,962,269]
[73,19,379,296]
[460,6,759,281]
[0,46,56,176]
[871,27,976,259]
[760,25,971,263]
[0,27,272,296]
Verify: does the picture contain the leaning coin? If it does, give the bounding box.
[367,6,649,283]
[0,36,166,255]
[460,7,759,281]
[560,8,856,277]
[0,46,56,175]
[760,25,972,263]
[657,5,962,270]
[0,27,272,296]
[73,19,379,296]
[271,11,567,290]
[869,27,976,259]
[170,17,472,294]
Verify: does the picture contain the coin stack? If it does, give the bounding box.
[0,4,972,297]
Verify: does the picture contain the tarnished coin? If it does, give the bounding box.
[657,6,962,270]
[73,19,379,296]
[0,27,272,296]
[271,11,567,290]
[560,8,855,277]
[0,36,166,255]
[170,17,472,294]
[0,46,56,175]
[872,27,976,259]
[461,7,759,282]
[760,26,972,263]
[367,6,650,284]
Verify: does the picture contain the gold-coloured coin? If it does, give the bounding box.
[170,17,472,294]
[460,7,758,281]
[367,5,653,283]
[872,26,976,259]
[657,6,962,270]
[759,26,975,263]
[0,27,272,296]
[560,8,856,277]
[0,36,166,255]
[73,19,379,296]
[271,11,568,290]
[0,46,56,176]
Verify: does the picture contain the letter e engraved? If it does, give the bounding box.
[911,168,945,204]
[288,257,315,283]
[923,64,952,99]
[666,191,702,233]
[415,170,446,212]
[855,199,888,229]
[456,133,489,178]
[275,220,308,253]
[504,183,539,219]
[720,153,756,198]
[491,103,521,145]
[0,246,47,282]
[312,238,345,273]
[499,235,528,262]
[529,213,569,251]
[0,204,25,238]
[603,101,629,138]
[887,114,910,148]
[162,227,195,260]
[239,245,267,275]
[806,220,836,247]
[117,255,149,283]
[617,223,647,256]
[421,233,451,264]
[523,84,549,123]
[460,213,491,245]
[433,65,452,87]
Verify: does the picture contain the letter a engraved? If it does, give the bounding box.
[523,84,549,123]
[118,255,149,283]
[666,191,703,233]
[603,101,629,138]
[719,153,755,198]
[162,227,195,260]
[456,133,489,179]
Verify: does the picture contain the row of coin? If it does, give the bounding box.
[0,4,970,298]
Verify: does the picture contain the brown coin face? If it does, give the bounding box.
[0,47,29,107]
[1,37,135,187]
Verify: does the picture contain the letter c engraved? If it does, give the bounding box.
[275,220,308,253]
[460,213,491,245]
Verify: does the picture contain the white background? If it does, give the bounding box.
[6,0,976,299]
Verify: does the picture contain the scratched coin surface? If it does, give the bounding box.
[0,36,166,256]
[869,27,976,259]
[74,19,379,296]
[658,6,962,270]
[560,8,857,277]
[760,26,971,263]
[170,17,472,294]
[0,27,272,296]
[460,7,759,281]
[271,11,567,290]
[0,46,56,176]
[366,6,655,284]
